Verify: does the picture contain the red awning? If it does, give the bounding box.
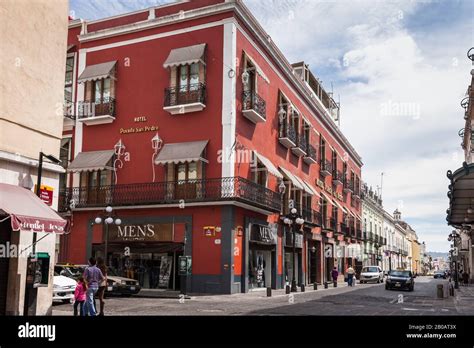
[0,183,67,234]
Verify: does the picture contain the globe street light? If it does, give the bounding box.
[94,206,121,265]
[284,207,305,292]
[448,230,460,289]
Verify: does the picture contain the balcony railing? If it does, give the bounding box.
[59,177,281,213]
[312,210,322,226]
[343,179,354,193]
[332,170,343,185]
[340,223,349,235]
[303,144,317,165]
[78,97,116,119]
[242,90,266,122]
[279,122,297,148]
[291,134,308,157]
[320,159,332,177]
[164,83,206,107]
[64,100,75,120]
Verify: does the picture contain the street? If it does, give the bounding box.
[52,276,470,316]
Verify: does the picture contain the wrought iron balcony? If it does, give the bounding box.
[164,83,206,115]
[320,159,332,177]
[242,90,266,123]
[303,144,317,165]
[343,179,354,193]
[64,100,75,120]
[78,97,116,125]
[279,122,297,148]
[340,222,349,235]
[332,170,343,185]
[291,134,308,157]
[59,176,281,213]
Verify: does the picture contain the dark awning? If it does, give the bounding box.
[0,183,67,234]
[67,150,114,173]
[78,61,117,82]
[155,140,208,165]
[163,44,206,68]
[447,162,474,227]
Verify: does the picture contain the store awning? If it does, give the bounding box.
[67,150,115,173]
[279,167,304,191]
[253,151,283,179]
[0,183,67,234]
[333,199,347,214]
[155,140,208,165]
[303,180,319,197]
[163,44,206,68]
[320,191,334,206]
[78,61,117,82]
[447,162,474,227]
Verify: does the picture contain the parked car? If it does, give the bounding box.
[53,272,77,303]
[359,266,384,283]
[54,264,83,280]
[105,268,141,296]
[433,271,446,279]
[385,270,414,291]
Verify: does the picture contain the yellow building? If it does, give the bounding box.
[411,239,421,274]
[0,0,69,315]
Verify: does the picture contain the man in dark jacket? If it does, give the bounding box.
[331,266,339,286]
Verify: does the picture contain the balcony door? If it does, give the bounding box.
[177,63,200,104]
[175,162,198,200]
[80,170,112,205]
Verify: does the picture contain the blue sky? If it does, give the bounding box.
[69,0,474,252]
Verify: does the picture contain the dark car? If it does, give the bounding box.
[385,270,414,291]
[433,271,446,279]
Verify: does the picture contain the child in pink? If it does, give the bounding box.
[73,276,87,316]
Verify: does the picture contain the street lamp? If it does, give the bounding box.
[283,207,304,292]
[33,152,62,253]
[94,206,121,266]
[448,230,460,289]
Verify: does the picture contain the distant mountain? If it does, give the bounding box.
[428,251,449,259]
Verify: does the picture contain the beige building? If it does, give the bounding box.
[0,0,69,315]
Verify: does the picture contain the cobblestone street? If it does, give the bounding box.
[52,277,471,316]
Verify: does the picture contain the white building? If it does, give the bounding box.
[361,182,386,267]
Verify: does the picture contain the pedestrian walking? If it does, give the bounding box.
[331,266,339,287]
[346,266,355,287]
[96,257,108,316]
[73,276,87,316]
[83,257,104,317]
[462,271,469,285]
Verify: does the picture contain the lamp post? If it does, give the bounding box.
[448,231,460,289]
[283,207,305,292]
[94,206,121,266]
[33,152,61,253]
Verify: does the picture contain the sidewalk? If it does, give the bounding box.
[134,281,354,300]
[454,284,474,315]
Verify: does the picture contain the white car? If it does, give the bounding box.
[359,266,384,284]
[53,273,76,303]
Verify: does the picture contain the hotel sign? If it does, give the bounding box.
[109,223,174,242]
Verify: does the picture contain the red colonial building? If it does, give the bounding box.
[59,0,363,294]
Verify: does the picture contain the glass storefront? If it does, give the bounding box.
[248,223,277,290]
[93,243,183,290]
[248,249,272,289]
